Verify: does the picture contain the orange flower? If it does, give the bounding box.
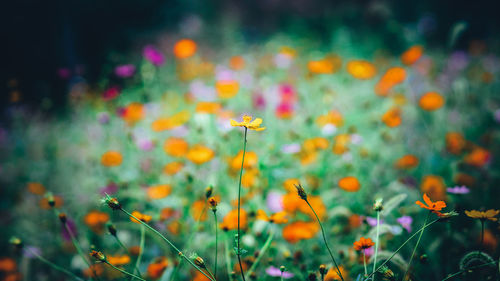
[167,220,181,235]
[186,144,215,165]
[316,110,344,127]
[256,210,288,224]
[84,211,110,233]
[464,147,490,167]
[27,182,46,195]
[216,80,239,98]
[394,154,419,169]
[195,102,221,114]
[107,255,131,266]
[283,178,301,193]
[83,264,105,278]
[122,102,145,123]
[353,237,375,251]
[332,134,350,155]
[39,195,63,209]
[163,137,188,157]
[465,210,499,221]
[401,45,423,65]
[445,132,466,155]
[147,257,169,280]
[220,209,247,230]
[147,184,172,200]
[229,56,245,70]
[325,266,348,281]
[348,214,363,229]
[159,208,177,221]
[308,55,342,74]
[419,92,445,111]
[454,173,475,186]
[101,151,123,167]
[382,108,402,127]
[241,168,259,188]
[193,271,212,281]
[303,137,329,152]
[375,67,406,96]
[420,175,447,201]
[338,177,361,192]
[191,200,208,221]
[163,162,184,175]
[173,39,197,59]
[0,258,17,272]
[130,211,152,224]
[230,151,258,171]
[415,193,446,212]
[346,60,377,80]
[152,110,190,132]
[282,221,319,243]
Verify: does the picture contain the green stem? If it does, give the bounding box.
[131,225,145,281]
[363,250,368,276]
[213,211,219,280]
[121,209,215,281]
[402,211,431,281]
[441,261,496,281]
[372,211,380,281]
[112,234,143,278]
[29,248,85,281]
[105,262,146,281]
[244,228,275,279]
[236,127,248,281]
[305,200,344,281]
[63,223,96,281]
[365,217,440,279]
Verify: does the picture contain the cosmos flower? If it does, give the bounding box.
[143,45,165,66]
[397,216,413,232]
[353,237,375,251]
[465,210,499,221]
[114,64,136,78]
[415,193,446,213]
[446,185,470,194]
[230,115,266,131]
[266,266,294,278]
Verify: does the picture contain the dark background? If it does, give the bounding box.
[2,0,500,113]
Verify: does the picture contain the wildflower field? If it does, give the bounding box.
[1,25,500,281]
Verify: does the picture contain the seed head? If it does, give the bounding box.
[102,194,121,210]
[208,196,218,211]
[107,223,117,236]
[373,198,384,212]
[294,184,307,200]
[90,250,106,262]
[319,264,327,275]
[205,186,213,198]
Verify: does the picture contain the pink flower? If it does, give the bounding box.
[265,266,294,279]
[397,216,412,232]
[102,86,120,101]
[143,45,165,66]
[114,64,136,78]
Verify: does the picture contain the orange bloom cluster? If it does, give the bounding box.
[353,237,375,251]
[375,67,406,97]
[282,221,319,243]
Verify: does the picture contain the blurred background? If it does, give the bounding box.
[3,0,500,114]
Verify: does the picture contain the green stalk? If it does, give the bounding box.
[224,232,233,280]
[365,217,440,279]
[305,200,344,281]
[236,127,248,281]
[244,228,275,279]
[28,248,85,281]
[120,209,215,281]
[105,261,146,281]
[372,211,380,281]
[441,261,497,281]
[130,225,145,281]
[402,211,430,281]
[113,234,143,278]
[63,223,98,281]
[363,250,368,276]
[213,210,219,280]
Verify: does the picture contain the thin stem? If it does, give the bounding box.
[213,211,219,280]
[372,211,380,281]
[441,261,496,281]
[244,228,275,279]
[121,209,215,281]
[63,223,97,281]
[402,211,431,281]
[365,217,440,279]
[281,272,285,281]
[480,220,485,251]
[236,127,248,281]
[131,225,145,281]
[305,200,344,281]
[28,248,85,281]
[363,250,368,276]
[112,234,142,278]
[105,262,146,281]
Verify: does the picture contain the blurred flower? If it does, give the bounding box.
[230,115,266,131]
[338,176,361,192]
[114,64,136,78]
[97,112,110,124]
[220,209,247,230]
[401,45,423,65]
[447,185,470,194]
[281,143,301,154]
[375,67,406,97]
[99,182,118,196]
[61,218,77,242]
[394,154,419,169]
[147,185,172,200]
[346,60,377,79]
[130,211,152,224]
[143,45,165,66]
[445,132,466,155]
[397,216,413,232]
[84,211,109,234]
[419,92,445,111]
[101,151,123,167]
[420,175,447,201]
[102,86,120,101]
[173,39,197,59]
[27,182,46,195]
[282,221,318,243]
[266,191,284,212]
[186,144,215,165]
[465,209,499,221]
[266,266,294,278]
[464,147,491,167]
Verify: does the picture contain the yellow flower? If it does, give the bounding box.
[465,209,500,221]
[230,115,266,131]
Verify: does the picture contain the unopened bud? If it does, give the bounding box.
[58,213,67,224]
[319,264,327,275]
[205,186,213,198]
[294,184,307,200]
[90,250,106,262]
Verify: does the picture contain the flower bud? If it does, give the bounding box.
[294,184,307,200]
[90,250,106,262]
[58,213,67,224]
[205,186,213,198]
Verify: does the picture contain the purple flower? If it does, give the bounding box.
[115,64,136,78]
[265,266,294,279]
[366,216,383,227]
[97,112,110,124]
[266,192,284,213]
[99,182,119,196]
[137,138,154,151]
[57,67,71,79]
[61,219,78,242]
[397,216,413,233]
[102,86,120,101]
[23,246,41,259]
[143,45,165,66]
[447,185,470,194]
[494,109,500,123]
